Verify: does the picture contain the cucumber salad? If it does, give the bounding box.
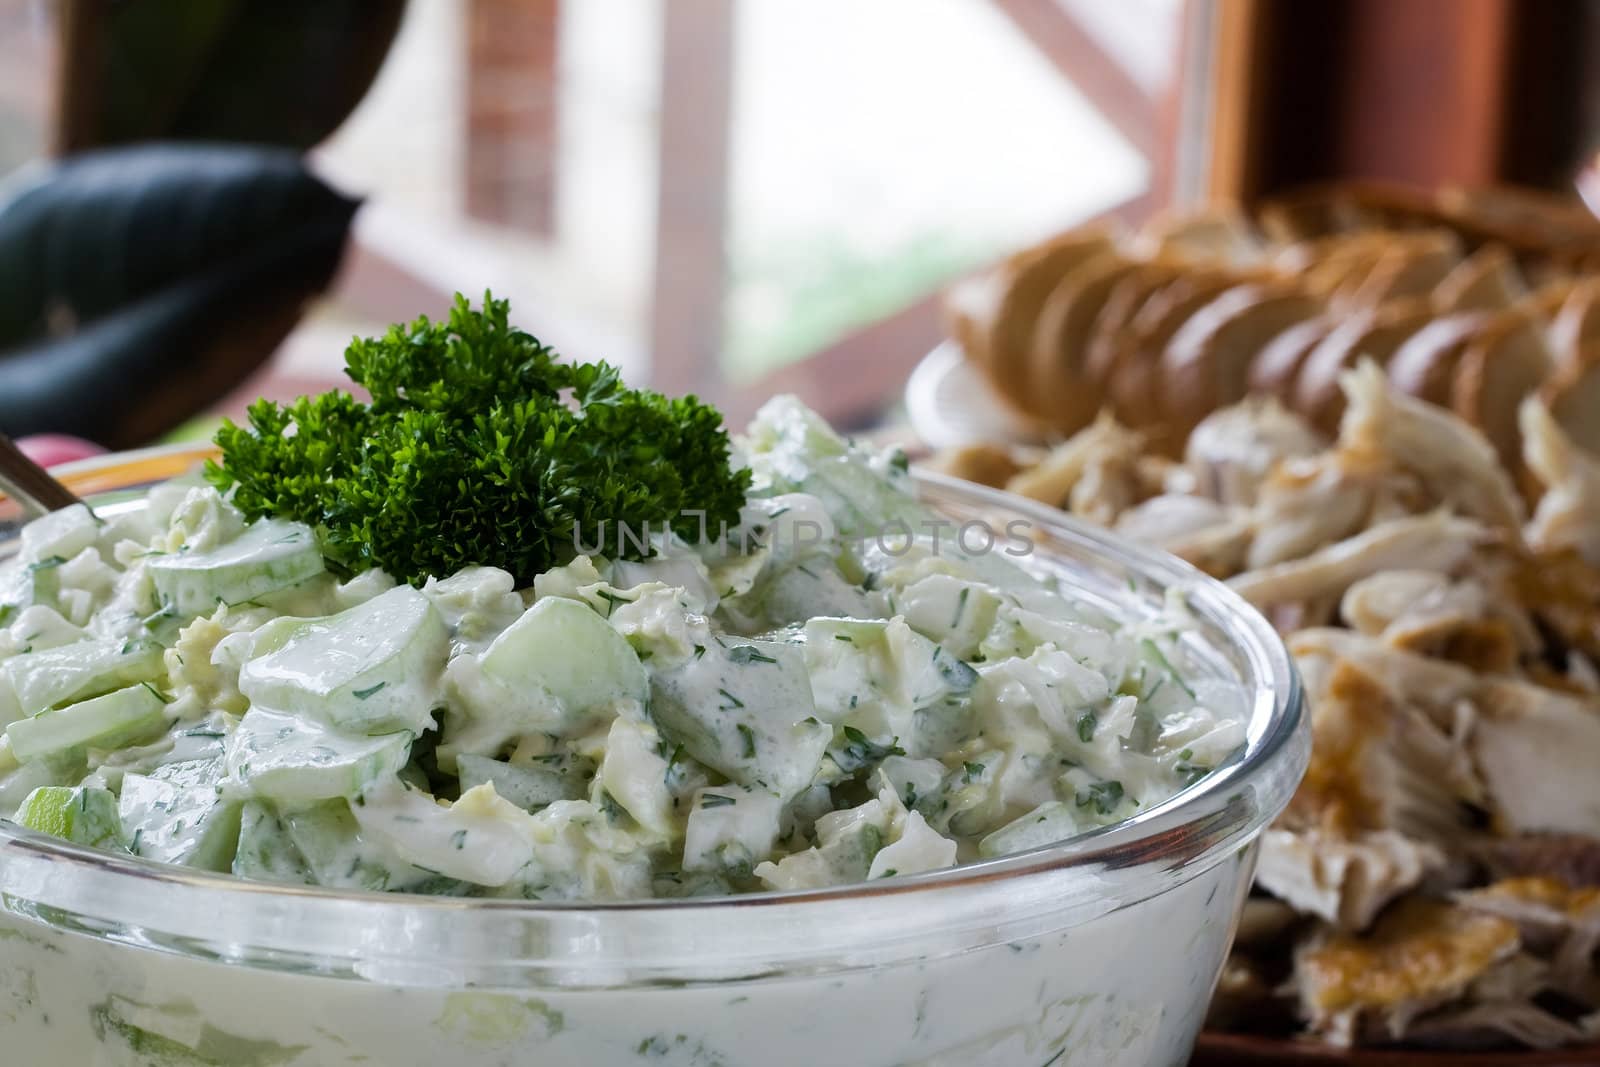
[0,397,1245,900]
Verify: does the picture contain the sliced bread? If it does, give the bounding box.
[1029,252,1144,433]
[1292,297,1436,432]
[977,227,1117,415]
[1160,285,1323,439]
[1432,243,1526,313]
[1386,312,1492,406]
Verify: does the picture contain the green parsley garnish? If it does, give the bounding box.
[728,645,777,665]
[207,293,751,585]
[699,793,737,809]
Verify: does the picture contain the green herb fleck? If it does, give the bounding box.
[594,589,634,616]
[351,682,387,700]
[1075,779,1125,816]
[1076,710,1097,744]
[835,725,904,774]
[951,586,970,628]
[1140,638,1197,699]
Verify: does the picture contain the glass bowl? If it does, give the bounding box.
[0,445,1308,1067]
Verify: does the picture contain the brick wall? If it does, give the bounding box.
[465,0,560,236]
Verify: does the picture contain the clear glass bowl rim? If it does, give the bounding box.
[0,446,1309,980]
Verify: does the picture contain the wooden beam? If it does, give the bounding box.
[1200,0,1268,203]
[1330,0,1515,188]
[649,0,735,397]
[1204,0,1575,203]
[52,0,105,153]
[988,0,1158,160]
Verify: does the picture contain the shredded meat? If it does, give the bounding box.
[1521,396,1600,566]
[1337,359,1525,533]
[1295,896,1523,1046]
[1228,511,1485,608]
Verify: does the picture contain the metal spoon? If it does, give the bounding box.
[0,431,85,517]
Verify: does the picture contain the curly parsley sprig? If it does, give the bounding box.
[206,293,751,585]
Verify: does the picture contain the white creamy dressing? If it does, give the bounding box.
[0,846,1255,1066]
[0,396,1253,1063]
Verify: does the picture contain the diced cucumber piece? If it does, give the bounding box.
[598,716,675,837]
[649,635,829,800]
[867,809,956,879]
[803,617,976,745]
[19,504,99,566]
[611,555,718,612]
[232,800,313,885]
[3,636,165,716]
[0,677,19,729]
[928,747,1006,837]
[0,555,64,616]
[728,562,874,631]
[7,604,87,653]
[120,758,243,871]
[895,573,1004,660]
[238,585,448,734]
[755,793,893,890]
[877,755,948,812]
[351,782,535,887]
[148,518,325,618]
[741,396,927,537]
[682,785,781,874]
[457,754,582,812]
[13,784,121,847]
[0,743,79,813]
[6,683,167,762]
[278,799,466,893]
[223,708,411,804]
[978,800,1088,858]
[479,596,647,724]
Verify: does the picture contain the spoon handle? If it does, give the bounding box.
[0,432,84,517]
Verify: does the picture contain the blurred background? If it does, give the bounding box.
[3,0,1600,451]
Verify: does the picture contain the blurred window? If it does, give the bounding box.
[0,1,54,178]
